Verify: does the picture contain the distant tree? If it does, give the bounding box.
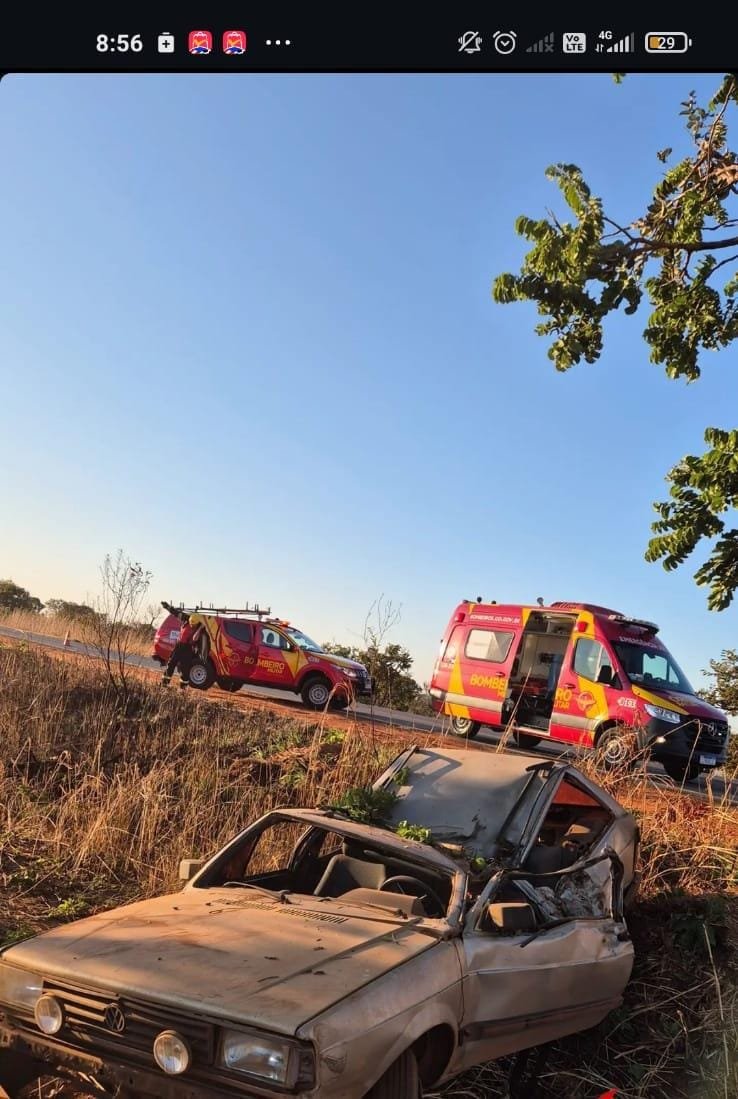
[702,649,738,714]
[45,599,99,622]
[323,639,424,712]
[0,579,44,614]
[87,551,152,704]
[493,74,738,611]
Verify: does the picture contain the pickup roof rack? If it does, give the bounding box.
[162,601,274,621]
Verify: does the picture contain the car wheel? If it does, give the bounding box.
[301,676,332,710]
[662,758,700,785]
[450,716,480,738]
[187,658,216,691]
[596,725,636,771]
[513,730,540,749]
[216,676,241,693]
[365,1049,421,1098]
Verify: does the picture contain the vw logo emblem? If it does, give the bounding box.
[103,1003,126,1033]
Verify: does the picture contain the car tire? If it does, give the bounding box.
[187,658,216,691]
[596,725,636,771]
[662,758,700,785]
[513,730,541,749]
[301,676,332,710]
[450,716,480,738]
[216,676,241,693]
[365,1049,421,1099]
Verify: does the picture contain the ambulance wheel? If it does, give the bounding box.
[662,758,700,785]
[450,716,481,738]
[513,730,541,749]
[216,676,241,693]
[188,658,216,691]
[301,676,332,710]
[596,725,636,772]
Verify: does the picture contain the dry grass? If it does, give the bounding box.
[2,642,738,1098]
[0,609,153,658]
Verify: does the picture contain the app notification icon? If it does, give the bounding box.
[223,30,247,54]
[189,31,212,55]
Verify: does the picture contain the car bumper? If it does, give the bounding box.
[645,718,729,768]
[0,1024,277,1099]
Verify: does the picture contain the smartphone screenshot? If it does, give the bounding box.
[0,16,735,1099]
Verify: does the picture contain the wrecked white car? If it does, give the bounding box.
[0,747,638,1099]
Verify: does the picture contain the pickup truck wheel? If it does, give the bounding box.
[450,716,480,738]
[187,658,216,690]
[365,1049,421,1098]
[301,676,332,710]
[662,758,700,784]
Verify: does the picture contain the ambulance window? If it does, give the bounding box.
[465,629,514,663]
[573,639,613,683]
[442,626,463,663]
[225,620,254,643]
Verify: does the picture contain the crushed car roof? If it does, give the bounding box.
[374,746,553,855]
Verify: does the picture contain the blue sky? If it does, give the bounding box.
[1,72,736,688]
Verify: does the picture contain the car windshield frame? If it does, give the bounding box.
[285,628,323,653]
[189,810,466,930]
[613,639,694,696]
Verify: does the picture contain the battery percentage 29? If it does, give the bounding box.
[645,32,692,53]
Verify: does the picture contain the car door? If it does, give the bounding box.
[458,624,519,726]
[549,635,619,746]
[256,626,298,688]
[455,861,634,1069]
[221,619,259,681]
[502,766,638,891]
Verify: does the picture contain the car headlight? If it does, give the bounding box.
[34,994,64,1034]
[153,1029,192,1075]
[0,963,43,1010]
[645,703,682,725]
[220,1029,312,1088]
[338,667,358,678]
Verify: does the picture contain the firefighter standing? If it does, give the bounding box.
[162,613,203,687]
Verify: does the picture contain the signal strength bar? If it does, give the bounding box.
[607,32,634,53]
[526,31,555,53]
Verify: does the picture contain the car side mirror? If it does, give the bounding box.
[179,858,204,882]
[597,665,613,686]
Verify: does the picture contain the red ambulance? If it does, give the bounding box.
[429,600,729,783]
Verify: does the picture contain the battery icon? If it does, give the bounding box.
[645,31,692,53]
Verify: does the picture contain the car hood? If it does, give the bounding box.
[322,654,367,674]
[3,891,433,1036]
[632,684,727,722]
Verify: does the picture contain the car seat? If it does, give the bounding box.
[313,854,387,897]
[561,815,604,852]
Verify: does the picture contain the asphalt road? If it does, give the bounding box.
[2,623,735,805]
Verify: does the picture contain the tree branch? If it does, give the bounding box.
[709,251,738,276]
[634,234,738,254]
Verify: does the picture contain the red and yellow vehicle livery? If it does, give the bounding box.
[429,600,729,784]
[153,606,371,710]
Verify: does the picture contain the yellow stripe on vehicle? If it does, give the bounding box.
[445,653,470,719]
[631,684,689,715]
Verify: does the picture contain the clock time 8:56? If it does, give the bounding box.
[96,34,144,52]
